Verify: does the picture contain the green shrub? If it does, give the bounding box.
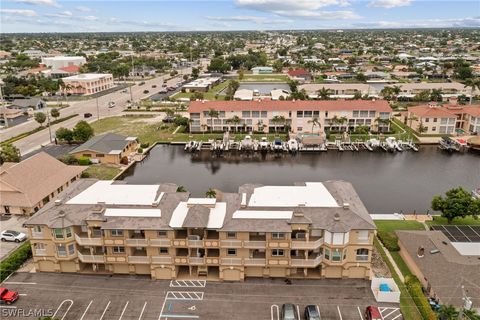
[137,148,143,153]
[405,275,437,320]
[78,157,90,165]
[0,242,32,282]
[80,171,90,178]
[57,154,78,165]
[140,142,149,148]
[377,231,400,251]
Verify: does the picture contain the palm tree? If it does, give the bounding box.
[271,115,286,133]
[391,85,401,101]
[317,87,330,100]
[430,89,443,102]
[438,304,458,320]
[417,121,428,134]
[200,124,207,136]
[464,78,480,105]
[375,117,391,132]
[227,115,241,132]
[256,120,265,133]
[464,308,480,320]
[308,117,321,133]
[205,188,216,198]
[176,186,187,192]
[207,109,219,133]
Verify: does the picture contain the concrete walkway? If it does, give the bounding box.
[377,239,405,283]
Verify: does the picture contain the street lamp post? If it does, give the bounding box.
[46,109,53,143]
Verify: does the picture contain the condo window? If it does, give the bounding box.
[432,127,436,132]
[357,230,369,242]
[261,111,267,118]
[272,232,285,239]
[297,111,303,118]
[352,111,359,118]
[111,229,123,237]
[360,111,369,117]
[304,111,313,117]
[324,248,330,260]
[113,246,125,254]
[369,111,376,117]
[332,249,342,262]
[356,248,369,261]
[227,248,237,256]
[53,228,64,239]
[35,243,46,250]
[33,226,41,233]
[68,243,75,255]
[433,118,437,122]
[271,249,284,257]
[159,247,168,254]
[56,244,67,257]
[158,231,168,237]
[252,111,260,118]
[227,232,236,239]
[242,111,251,118]
[425,118,429,122]
[313,111,319,117]
[65,227,72,238]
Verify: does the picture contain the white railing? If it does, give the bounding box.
[291,256,322,267]
[74,234,103,246]
[188,257,205,265]
[291,238,323,250]
[35,249,47,256]
[187,240,204,247]
[243,258,266,266]
[128,256,150,264]
[150,239,171,247]
[221,258,243,265]
[220,240,242,248]
[356,255,369,261]
[77,252,105,263]
[151,256,172,264]
[31,231,43,239]
[243,241,266,248]
[125,238,148,246]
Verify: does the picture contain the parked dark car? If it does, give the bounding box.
[281,303,298,320]
[139,81,145,85]
[152,84,157,88]
[143,90,149,94]
[305,305,321,320]
[84,113,92,118]
[167,86,176,91]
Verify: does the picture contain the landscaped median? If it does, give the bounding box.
[0,241,32,282]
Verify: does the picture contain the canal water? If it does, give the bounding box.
[118,145,479,215]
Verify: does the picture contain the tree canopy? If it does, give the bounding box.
[0,143,21,164]
[431,187,480,223]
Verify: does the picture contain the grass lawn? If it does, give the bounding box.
[426,215,480,226]
[240,74,288,82]
[83,165,121,180]
[375,220,425,233]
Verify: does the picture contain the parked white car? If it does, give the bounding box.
[0,230,27,243]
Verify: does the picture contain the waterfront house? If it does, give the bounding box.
[69,133,138,165]
[0,152,84,216]
[188,100,392,134]
[25,179,376,281]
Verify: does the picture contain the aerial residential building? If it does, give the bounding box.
[251,66,274,74]
[182,77,221,93]
[10,97,46,111]
[61,73,114,95]
[233,89,254,101]
[25,179,376,281]
[389,82,478,101]
[0,152,85,215]
[300,84,378,99]
[188,100,392,133]
[287,69,313,82]
[69,133,138,165]
[41,56,86,70]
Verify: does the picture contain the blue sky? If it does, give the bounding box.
[1,0,479,33]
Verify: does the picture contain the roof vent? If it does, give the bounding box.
[54,199,61,206]
[343,203,350,209]
[334,213,340,221]
[92,204,104,214]
[58,210,66,218]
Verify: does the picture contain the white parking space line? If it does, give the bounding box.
[383,309,398,318]
[53,299,74,320]
[316,305,321,319]
[169,280,206,288]
[166,291,204,301]
[138,302,147,320]
[119,301,129,320]
[80,300,93,320]
[270,304,279,320]
[99,301,111,320]
[337,306,343,320]
[391,314,403,320]
[3,282,37,285]
[19,293,27,296]
[357,306,364,320]
[296,305,301,320]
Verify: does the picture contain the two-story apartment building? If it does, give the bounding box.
[25,179,376,281]
[61,73,114,95]
[189,100,392,134]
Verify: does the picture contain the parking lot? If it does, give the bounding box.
[1,272,402,320]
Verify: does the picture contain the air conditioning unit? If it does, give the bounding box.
[295,232,306,239]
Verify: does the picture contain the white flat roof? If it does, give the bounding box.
[451,242,480,256]
[63,73,112,81]
[233,210,293,220]
[248,182,339,207]
[67,181,163,205]
[169,202,226,229]
[187,198,216,206]
[104,208,161,218]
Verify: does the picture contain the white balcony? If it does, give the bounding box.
[34,249,47,256]
[128,256,150,264]
[243,258,266,266]
[31,231,43,239]
[187,240,204,248]
[75,234,103,246]
[188,257,205,265]
[150,239,171,247]
[151,256,172,264]
[291,238,323,250]
[220,240,242,248]
[221,258,242,265]
[290,255,322,267]
[78,252,105,263]
[243,241,266,249]
[125,238,148,246]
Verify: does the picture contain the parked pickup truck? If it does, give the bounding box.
[0,288,19,305]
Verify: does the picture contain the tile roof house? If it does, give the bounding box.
[0,152,85,215]
[287,69,313,82]
[69,133,138,165]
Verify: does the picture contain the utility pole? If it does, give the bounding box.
[96,96,100,121]
[46,109,52,143]
[130,55,134,103]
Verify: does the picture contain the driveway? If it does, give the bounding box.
[0,215,28,261]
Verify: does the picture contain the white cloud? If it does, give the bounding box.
[45,10,72,18]
[0,8,37,17]
[106,17,179,29]
[79,15,99,21]
[206,15,292,24]
[368,0,412,9]
[11,0,60,7]
[352,17,480,28]
[75,6,92,12]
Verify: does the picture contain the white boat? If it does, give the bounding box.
[240,135,253,150]
[385,137,397,151]
[288,139,298,152]
[273,138,283,151]
[184,141,197,152]
[366,139,381,149]
[259,137,270,151]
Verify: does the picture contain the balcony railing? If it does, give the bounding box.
[243,241,266,249]
[221,258,243,265]
[150,239,171,247]
[75,234,103,246]
[151,256,172,264]
[31,231,43,239]
[290,255,322,267]
[356,255,369,261]
[187,240,204,248]
[128,256,150,264]
[291,238,323,250]
[243,258,266,266]
[125,238,148,246]
[78,252,105,263]
[35,249,47,256]
[188,257,205,265]
[220,240,242,248]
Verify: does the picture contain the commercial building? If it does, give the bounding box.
[188,100,392,133]
[41,56,86,70]
[0,152,85,215]
[69,133,138,165]
[61,73,114,95]
[25,179,376,281]
[182,77,221,93]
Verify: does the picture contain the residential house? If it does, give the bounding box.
[69,133,138,165]
[0,152,85,216]
[287,69,313,82]
[251,67,273,74]
[25,179,376,281]
[11,97,46,111]
[300,84,378,99]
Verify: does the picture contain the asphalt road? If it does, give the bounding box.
[1,69,190,155]
[1,272,403,320]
